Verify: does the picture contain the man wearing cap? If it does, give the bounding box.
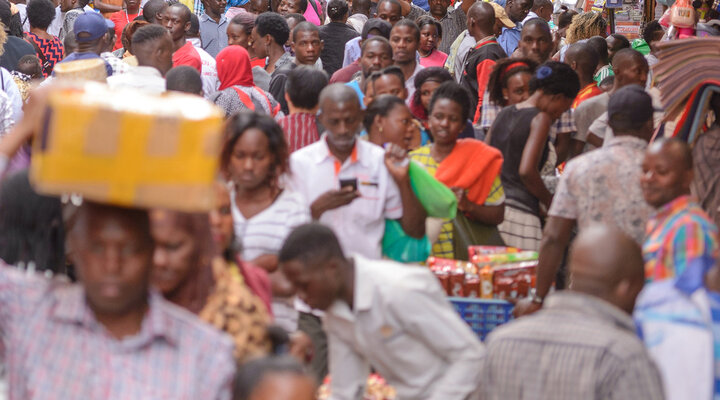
[514,84,655,317]
[497,0,532,55]
[459,2,509,117]
[55,12,114,77]
[199,0,228,58]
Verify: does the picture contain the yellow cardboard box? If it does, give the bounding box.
[30,82,225,212]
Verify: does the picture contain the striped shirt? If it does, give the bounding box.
[643,195,719,282]
[278,112,320,153]
[0,265,236,400]
[482,291,666,400]
[231,188,311,260]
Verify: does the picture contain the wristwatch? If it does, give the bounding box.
[531,294,544,305]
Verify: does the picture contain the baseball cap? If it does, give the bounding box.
[608,84,654,125]
[74,12,109,42]
[361,18,392,40]
[488,2,515,29]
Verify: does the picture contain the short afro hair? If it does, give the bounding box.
[256,12,290,46]
[27,0,56,30]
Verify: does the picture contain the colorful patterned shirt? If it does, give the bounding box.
[571,82,604,109]
[25,32,63,77]
[643,195,719,282]
[409,145,504,258]
[0,265,236,400]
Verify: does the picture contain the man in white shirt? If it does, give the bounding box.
[287,83,425,258]
[107,24,172,94]
[279,223,485,400]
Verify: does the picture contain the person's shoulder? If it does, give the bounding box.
[357,138,386,160]
[356,256,438,292]
[154,294,235,351]
[290,138,324,162]
[409,144,431,158]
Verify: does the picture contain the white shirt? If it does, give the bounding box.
[17,4,28,32]
[325,255,485,400]
[230,188,310,261]
[522,10,540,24]
[288,136,403,259]
[0,68,22,123]
[48,7,63,37]
[106,66,166,94]
[405,62,424,107]
[189,37,219,98]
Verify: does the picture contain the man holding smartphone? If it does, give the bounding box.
[288,83,425,258]
[287,83,426,380]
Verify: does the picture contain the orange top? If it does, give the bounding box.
[572,83,603,109]
[435,139,503,205]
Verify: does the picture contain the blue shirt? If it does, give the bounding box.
[55,52,113,77]
[346,80,365,109]
[413,0,430,11]
[498,24,522,55]
[199,13,228,58]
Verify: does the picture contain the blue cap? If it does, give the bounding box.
[74,12,109,42]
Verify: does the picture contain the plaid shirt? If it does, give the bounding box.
[479,90,576,141]
[100,52,131,75]
[482,291,666,400]
[643,195,719,282]
[0,265,236,400]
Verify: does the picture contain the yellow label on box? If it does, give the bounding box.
[30,82,225,212]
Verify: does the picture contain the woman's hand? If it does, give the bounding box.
[384,143,410,184]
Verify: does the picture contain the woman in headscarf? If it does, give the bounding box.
[210,45,283,119]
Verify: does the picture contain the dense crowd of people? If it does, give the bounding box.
[0,0,719,397]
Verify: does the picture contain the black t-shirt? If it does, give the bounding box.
[489,105,548,215]
[0,36,36,72]
[319,22,359,77]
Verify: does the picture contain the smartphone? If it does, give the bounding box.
[339,177,358,192]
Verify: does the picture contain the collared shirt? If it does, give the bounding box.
[643,195,719,282]
[482,291,665,400]
[199,13,228,58]
[406,4,467,54]
[278,112,321,153]
[498,23,522,56]
[325,255,485,400]
[274,51,294,72]
[0,265,236,400]
[342,36,362,68]
[548,136,652,244]
[405,62,424,106]
[480,92,576,141]
[287,136,403,259]
[107,65,166,94]
[521,10,539,24]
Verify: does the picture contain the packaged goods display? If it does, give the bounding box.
[428,246,538,300]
